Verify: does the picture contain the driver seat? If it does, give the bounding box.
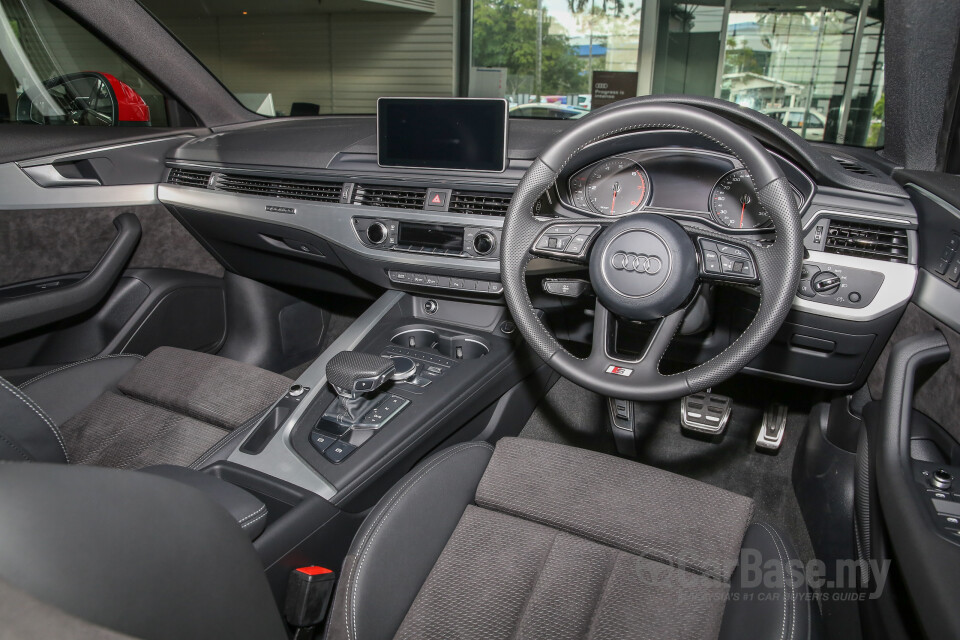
[326,437,818,640]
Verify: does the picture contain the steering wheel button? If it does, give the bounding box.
[703,250,722,273]
[550,225,580,235]
[717,243,749,259]
[566,235,588,254]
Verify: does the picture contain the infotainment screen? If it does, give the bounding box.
[377,98,508,172]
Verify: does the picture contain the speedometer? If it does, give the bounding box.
[709,169,771,229]
[584,158,650,216]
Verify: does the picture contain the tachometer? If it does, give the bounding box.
[709,169,771,229]
[584,158,650,216]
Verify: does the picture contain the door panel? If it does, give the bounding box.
[0,203,222,287]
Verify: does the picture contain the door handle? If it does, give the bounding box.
[21,164,102,187]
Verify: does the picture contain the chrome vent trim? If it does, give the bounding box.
[449,191,512,216]
[824,219,909,263]
[167,168,212,188]
[353,185,426,210]
[214,173,342,203]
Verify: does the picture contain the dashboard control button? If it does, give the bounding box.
[309,431,335,454]
[800,263,820,280]
[424,274,440,286]
[948,260,960,283]
[366,222,388,245]
[437,276,451,288]
[389,271,412,282]
[932,469,954,490]
[423,299,438,314]
[489,282,504,294]
[936,259,951,275]
[566,234,589,254]
[949,234,960,250]
[499,321,516,334]
[411,273,427,285]
[289,384,306,397]
[450,278,465,289]
[848,291,862,303]
[473,232,496,256]
[797,280,817,298]
[811,272,842,294]
[717,243,749,259]
[703,250,721,273]
[323,441,357,463]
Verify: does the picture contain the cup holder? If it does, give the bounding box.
[437,336,489,360]
[392,329,439,350]
[390,326,490,360]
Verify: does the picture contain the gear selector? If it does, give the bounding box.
[322,351,414,429]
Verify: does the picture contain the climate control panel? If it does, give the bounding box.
[353,217,501,259]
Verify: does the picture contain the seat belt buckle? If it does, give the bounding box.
[285,566,336,634]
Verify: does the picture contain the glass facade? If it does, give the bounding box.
[0,0,885,146]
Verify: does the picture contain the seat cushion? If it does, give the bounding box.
[20,354,143,427]
[58,347,291,469]
[327,438,758,640]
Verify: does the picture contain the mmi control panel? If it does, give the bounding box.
[353,217,501,259]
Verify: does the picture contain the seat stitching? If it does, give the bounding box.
[347,442,494,640]
[761,523,798,640]
[0,433,32,461]
[240,511,268,529]
[756,522,791,640]
[237,504,267,523]
[19,354,144,389]
[0,378,69,463]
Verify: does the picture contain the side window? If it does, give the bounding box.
[0,0,167,126]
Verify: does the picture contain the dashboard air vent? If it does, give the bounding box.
[353,185,426,210]
[824,219,909,263]
[832,156,877,178]
[449,191,512,216]
[215,173,343,203]
[167,168,212,188]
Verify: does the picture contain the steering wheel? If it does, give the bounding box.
[501,102,804,401]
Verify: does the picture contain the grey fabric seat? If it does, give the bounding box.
[326,437,818,640]
[0,347,291,469]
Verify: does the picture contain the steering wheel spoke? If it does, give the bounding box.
[585,301,686,380]
[689,233,761,286]
[529,220,605,264]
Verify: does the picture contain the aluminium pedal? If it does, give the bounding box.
[756,403,788,452]
[680,392,732,435]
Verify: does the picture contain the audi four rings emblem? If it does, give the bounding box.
[610,252,663,274]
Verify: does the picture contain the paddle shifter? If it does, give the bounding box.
[324,351,416,426]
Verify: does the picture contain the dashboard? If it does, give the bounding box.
[157,109,920,390]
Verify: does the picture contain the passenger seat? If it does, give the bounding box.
[0,347,292,469]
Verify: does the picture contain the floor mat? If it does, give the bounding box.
[519,375,821,565]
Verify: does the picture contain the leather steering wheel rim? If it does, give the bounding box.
[501,102,804,401]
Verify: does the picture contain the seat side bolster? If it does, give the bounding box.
[20,354,143,426]
[326,442,494,640]
[0,377,67,463]
[719,522,819,640]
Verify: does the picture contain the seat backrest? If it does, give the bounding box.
[0,462,286,640]
[0,376,68,463]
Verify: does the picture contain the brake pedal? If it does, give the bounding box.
[680,392,732,435]
[756,403,788,452]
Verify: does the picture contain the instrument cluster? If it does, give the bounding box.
[564,148,807,231]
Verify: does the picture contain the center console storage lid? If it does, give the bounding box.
[140,464,268,540]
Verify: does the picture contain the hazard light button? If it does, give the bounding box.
[425,189,450,210]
